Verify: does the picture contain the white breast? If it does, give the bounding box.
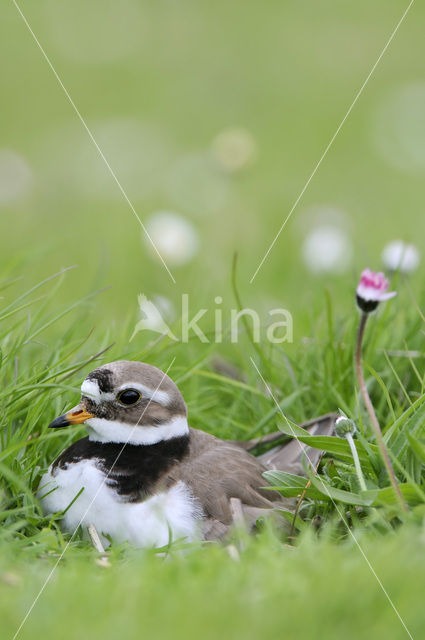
[39,460,203,548]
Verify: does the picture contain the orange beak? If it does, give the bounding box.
[48,405,94,429]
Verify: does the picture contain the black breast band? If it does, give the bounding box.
[52,435,190,502]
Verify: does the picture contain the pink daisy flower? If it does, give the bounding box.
[356,268,397,313]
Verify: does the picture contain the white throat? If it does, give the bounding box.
[85,415,189,445]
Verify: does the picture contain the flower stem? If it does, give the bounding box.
[346,432,367,492]
[355,313,408,513]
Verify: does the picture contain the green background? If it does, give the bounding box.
[1,0,424,334]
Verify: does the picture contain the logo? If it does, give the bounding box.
[131,294,293,344]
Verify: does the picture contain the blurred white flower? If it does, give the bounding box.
[76,119,170,201]
[302,225,352,274]
[43,0,143,64]
[373,83,425,172]
[297,205,351,228]
[165,153,228,216]
[212,128,257,172]
[381,240,420,273]
[144,211,199,266]
[39,120,171,202]
[0,150,32,205]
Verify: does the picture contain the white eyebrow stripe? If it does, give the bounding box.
[81,379,170,407]
[80,379,102,404]
[81,379,115,404]
[117,382,170,406]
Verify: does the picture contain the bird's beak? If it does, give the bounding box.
[48,405,95,429]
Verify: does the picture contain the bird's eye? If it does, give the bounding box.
[117,389,141,406]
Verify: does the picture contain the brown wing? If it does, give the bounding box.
[166,428,278,525]
[256,413,335,472]
[229,413,336,473]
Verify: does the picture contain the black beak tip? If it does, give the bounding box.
[48,414,71,429]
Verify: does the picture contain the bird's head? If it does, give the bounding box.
[48,361,188,445]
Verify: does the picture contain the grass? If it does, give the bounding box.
[2,526,425,640]
[1,268,425,639]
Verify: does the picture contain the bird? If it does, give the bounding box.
[39,360,334,548]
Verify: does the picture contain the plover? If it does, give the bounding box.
[39,361,333,547]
